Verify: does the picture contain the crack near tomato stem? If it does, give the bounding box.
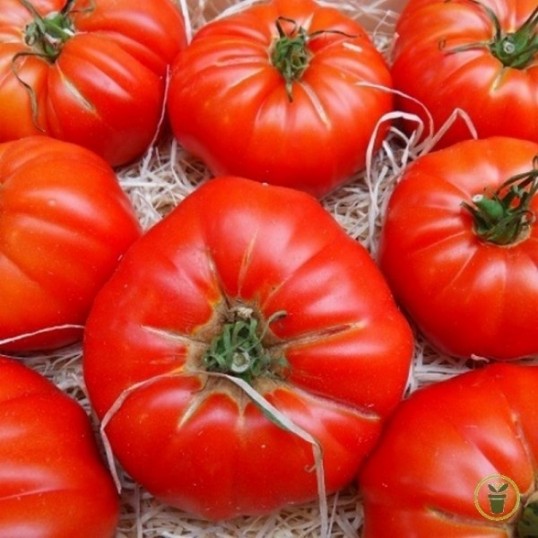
[141,324,211,347]
[427,504,512,532]
[58,69,96,112]
[267,321,367,351]
[204,247,234,312]
[237,230,259,297]
[299,80,330,128]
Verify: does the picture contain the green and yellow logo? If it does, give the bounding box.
[474,474,520,521]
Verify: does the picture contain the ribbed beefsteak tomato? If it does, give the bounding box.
[167,0,393,198]
[379,137,538,361]
[0,136,142,353]
[0,356,119,537]
[0,0,187,166]
[83,176,413,520]
[391,0,538,146]
[360,363,538,537]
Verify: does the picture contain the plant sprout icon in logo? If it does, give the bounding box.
[488,482,509,514]
[474,474,521,522]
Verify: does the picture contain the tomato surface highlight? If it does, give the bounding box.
[0,136,142,352]
[167,0,393,198]
[83,176,413,520]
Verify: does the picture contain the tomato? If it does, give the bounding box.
[378,137,538,361]
[83,176,413,520]
[0,136,142,353]
[0,0,187,166]
[360,362,538,537]
[391,0,538,147]
[166,0,393,198]
[0,355,119,537]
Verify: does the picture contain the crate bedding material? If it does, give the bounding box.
[15,0,476,536]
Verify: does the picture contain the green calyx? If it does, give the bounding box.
[485,4,538,69]
[203,307,287,385]
[518,493,538,537]
[270,17,357,101]
[21,0,77,62]
[448,1,538,69]
[270,17,312,101]
[462,157,538,245]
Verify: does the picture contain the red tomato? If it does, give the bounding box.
[360,363,538,537]
[83,176,413,520]
[0,0,187,166]
[391,0,538,146]
[0,356,119,537]
[0,136,142,352]
[378,137,538,361]
[167,0,393,198]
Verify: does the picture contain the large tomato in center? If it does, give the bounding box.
[83,176,413,520]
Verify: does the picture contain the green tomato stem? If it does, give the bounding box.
[484,3,538,69]
[203,307,287,385]
[462,157,538,245]
[270,17,357,101]
[270,17,312,101]
[20,0,76,62]
[518,493,538,537]
[447,1,538,69]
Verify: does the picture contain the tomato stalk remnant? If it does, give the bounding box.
[20,0,77,61]
[445,1,538,69]
[481,2,538,69]
[518,492,538,537]
[271,18,313,101]
[463,157,538,245]
[203,307,286,385]
[270,17,357,101]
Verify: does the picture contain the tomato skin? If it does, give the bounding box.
[167,0,393,198]
[378,137,538,360]
[360,363,538,537]
[391,0,538,146]
[0,0,187,166]
[0,136,142,352]
[83,176,413,520]
[0,356,119,538]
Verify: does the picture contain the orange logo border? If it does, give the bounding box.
[473,474,521,522]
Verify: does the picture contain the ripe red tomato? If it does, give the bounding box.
[391,0,538,146]
[378,137,538,361]
[0,136,142,353]
[360,363,538,537]
[0,356,119,537]
[0,0,187,166]
[83,176,413,520]
[167,0,393,198]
